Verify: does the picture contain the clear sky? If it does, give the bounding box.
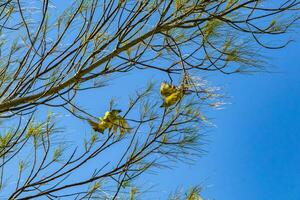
[68,33,300,199]
[151,38,300,200]
[21,1,300,199]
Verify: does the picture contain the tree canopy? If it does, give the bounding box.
[0,0,298,199]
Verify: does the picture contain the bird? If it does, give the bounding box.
[112,115,130,136]
[160,82,177,97]
[160,90,184,108]
[160,75,193,108]
[87,119,108,134]
[88,109,130,135]
[102,109,122,129]
[88,109,121,133]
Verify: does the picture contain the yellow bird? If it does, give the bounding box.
[160,82,177,97]
[160,90,184,108]
[88,109,131,136]
[112,116,130,136]
[88,119,108,134]
[88,109,122,133]
[103,109,122,130]
[160,75,192,108]
[103,109,121,122]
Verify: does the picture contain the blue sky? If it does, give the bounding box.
[208,41,300,200]
[150,39,300,199]
[7,1,299,199]
[69,36,300,199]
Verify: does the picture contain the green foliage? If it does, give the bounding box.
[0,132,12,154]
[169,186,203,200]
[203,19,223,41]
[0,0,296,199]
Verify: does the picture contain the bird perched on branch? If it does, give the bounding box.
[160,75,191,108]
[88,109,130,135]
[102,109,122,129]
[88,119,108,133]
[160,89,184,108]
[160,82,177,97]
[112,115,130,136]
